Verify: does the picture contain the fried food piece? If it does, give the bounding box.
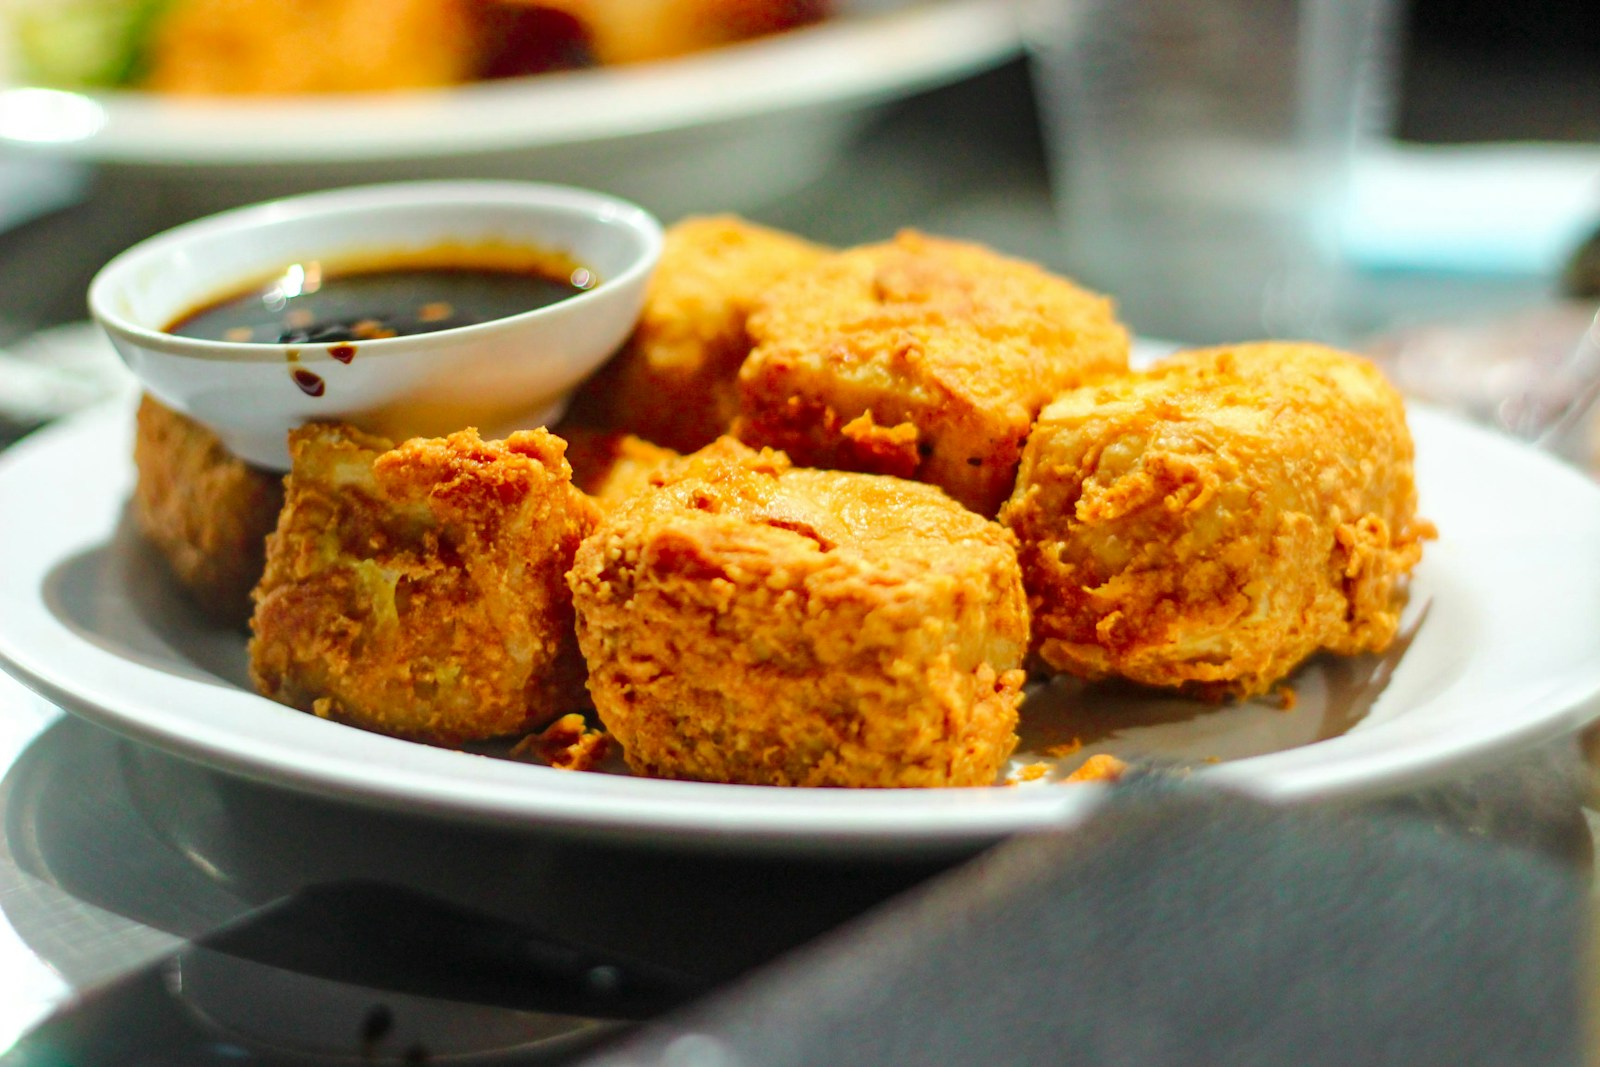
[567,216,828,452]
[250,423,599,744]
[1000,343,1435,699]
[560,427,680,512]
[131,395,284,628]
[144,0,478,94]
[1064,754,1127,784]
[568,439,1030,787]
[525,0,827,64]
[509,713,612,771]
[735,230,1131,515]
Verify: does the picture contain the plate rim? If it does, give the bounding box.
[0,0,1022,165]
[3,399,1600,854]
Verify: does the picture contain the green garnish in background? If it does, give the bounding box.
[7,0,172,88]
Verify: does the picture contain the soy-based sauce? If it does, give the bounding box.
[165,245,597,345]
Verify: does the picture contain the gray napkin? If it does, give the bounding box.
[580,779,1586,1067]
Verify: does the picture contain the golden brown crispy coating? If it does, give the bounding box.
[509,713,612,771]
[568,438,1030,787]
[734,230,1131,515]
[250,423,600,745]
[1000,343,1435,698]
[144,0,478,94]
[132,395,284,628]
[559,427,681,512]
[566,216,829,452]
[1063,754,1127,783]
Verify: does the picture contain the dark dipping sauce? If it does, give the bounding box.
[165,245,597,345]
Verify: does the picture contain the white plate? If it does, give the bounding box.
[2,400,1599,855]
[0,0,1018,163]
[0,0,1020,216]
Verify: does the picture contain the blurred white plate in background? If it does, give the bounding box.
[0,0,1021,217]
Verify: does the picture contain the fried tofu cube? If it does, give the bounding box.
[567,215,829,453]
[1000,343,1435,698]
[734,230,1130,515]
[249,423,599,744]
[132,395,284,628]
[568,439,1030,787]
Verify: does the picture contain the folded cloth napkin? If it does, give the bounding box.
[579,777,1586,1067]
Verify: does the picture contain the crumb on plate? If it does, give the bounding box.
[1063,753,1127,783]
[511,712,612,771]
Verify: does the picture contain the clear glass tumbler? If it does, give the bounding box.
[1024,0,1403,345]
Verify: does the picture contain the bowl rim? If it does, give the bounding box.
[87,179,665,364]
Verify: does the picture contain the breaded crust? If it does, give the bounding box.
[1000,343,1435,698]
[132,395,284,628]
[568,439,1030,787]
[734,230,1130,515]
[250,423,600,744]
[566,216,828,452]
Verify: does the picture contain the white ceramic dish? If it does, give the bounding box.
[88,181,662,470]
[1,400,1599,855]
[0,0,1022,217]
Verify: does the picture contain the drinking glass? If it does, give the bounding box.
[1024,0,1403,344]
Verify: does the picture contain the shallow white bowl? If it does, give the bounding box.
[88,180,663,469]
